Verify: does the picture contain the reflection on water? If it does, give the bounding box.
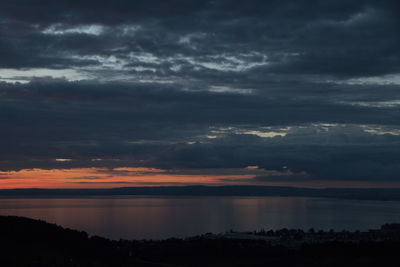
[0,196,400,240]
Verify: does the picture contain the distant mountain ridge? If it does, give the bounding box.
[1,186,400,200]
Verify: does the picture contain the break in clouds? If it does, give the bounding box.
[0,0,400,183]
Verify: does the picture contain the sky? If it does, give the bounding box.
[0,0,400,188]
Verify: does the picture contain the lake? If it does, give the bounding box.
[1,196,400,240]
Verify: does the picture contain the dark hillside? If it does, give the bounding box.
[1,216,400,266]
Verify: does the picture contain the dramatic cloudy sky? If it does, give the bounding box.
[1,0,400,188]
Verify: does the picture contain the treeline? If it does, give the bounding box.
[1,216,400,266]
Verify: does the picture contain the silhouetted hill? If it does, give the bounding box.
[1,215,400,266]
[1,185,400,200]
[0,216,130,266]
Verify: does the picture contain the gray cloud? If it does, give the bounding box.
[0,1,399,185]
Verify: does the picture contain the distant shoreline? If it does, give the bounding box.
[1,185,400,201]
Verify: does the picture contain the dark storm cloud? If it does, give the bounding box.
[0,0,399,77]
[1,1,400,183]
[150,133,400,181]
[1,79,400,182]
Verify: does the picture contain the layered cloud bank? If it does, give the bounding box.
[0,1,399,187]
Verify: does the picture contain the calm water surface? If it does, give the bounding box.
[1,196,400,240]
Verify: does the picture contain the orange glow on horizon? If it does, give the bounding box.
[0,167,254,189]
[1,167,400,189]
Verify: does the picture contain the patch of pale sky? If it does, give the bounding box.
[207,124,400,139]
[186,53,269,72]
[208,85,254,95]
[42,24,105,35]
[343,100,400,108]
[361,125,400,136]
[0,68,92,83]
[336,73,400,85]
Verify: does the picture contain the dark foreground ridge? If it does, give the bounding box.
[1,216,400,266]
[2,185,400,200]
